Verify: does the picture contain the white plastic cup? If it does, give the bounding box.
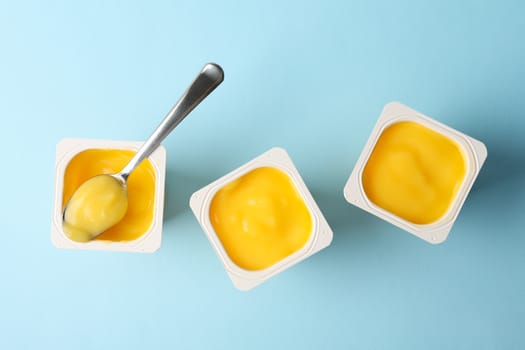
[51,138,166,253]
[344,102,487,244]
[190,147,333,290]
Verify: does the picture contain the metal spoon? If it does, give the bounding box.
[63,63,224,242]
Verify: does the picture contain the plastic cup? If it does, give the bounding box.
[51,138,166,253]
[344,102,487,244]
[190,147,333,290]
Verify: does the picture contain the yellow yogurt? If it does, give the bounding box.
[64,175,128,242]
[62,149,156,242]
[362,121,467,224]
[209,167,312,271]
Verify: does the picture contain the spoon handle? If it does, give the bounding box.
[119,63,224,180]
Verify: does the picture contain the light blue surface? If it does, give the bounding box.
[1,0,524,348]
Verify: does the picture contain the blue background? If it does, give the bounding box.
[1,0,524,348]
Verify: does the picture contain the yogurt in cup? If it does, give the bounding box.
[190,147,333,290]
[51,138,166,252]
[344,102,487,244]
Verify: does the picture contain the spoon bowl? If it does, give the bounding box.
[63,63,224,242]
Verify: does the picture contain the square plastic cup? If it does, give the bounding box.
[51,138,166,253]
[344,102,487,244]
[190,147,333,291]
